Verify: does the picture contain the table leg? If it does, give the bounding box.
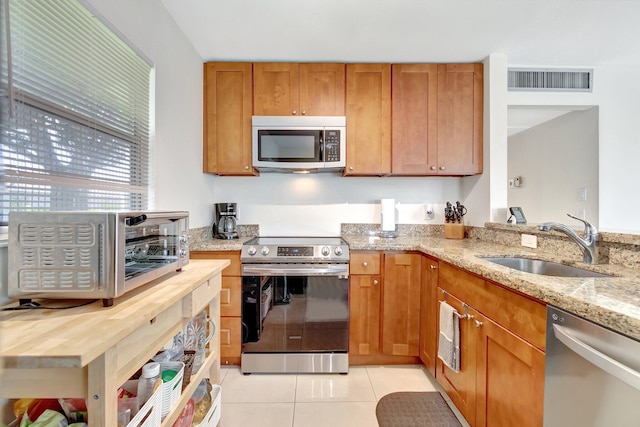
[87,347,117,427]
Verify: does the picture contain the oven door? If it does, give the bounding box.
[241,263,349,371]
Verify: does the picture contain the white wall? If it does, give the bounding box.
[78,4,640,235]
[508,65,640,233]
[508,108,599,225]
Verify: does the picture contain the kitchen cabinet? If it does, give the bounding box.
[0,260,226,427]
[203,62,255,175]
[382,253,421,356]
[391,63,439,174]
[419,256,439,375]
[436,262,546,427]
[191,251,243,366]
[345,63,392,175]
[349,252,382,356]
[436,63,483,175]
[253,63,345,116]
[349,251,422,364]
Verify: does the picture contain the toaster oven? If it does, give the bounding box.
[8,211,189,306]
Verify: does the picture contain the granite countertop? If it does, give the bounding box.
[345,235,640,341]
[189,232,640,341]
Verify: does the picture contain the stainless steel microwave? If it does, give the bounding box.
[8,211,189,306]
[252,116,346,172]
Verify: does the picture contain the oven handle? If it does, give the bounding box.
[553,323,640,391]
[242,265,349,277]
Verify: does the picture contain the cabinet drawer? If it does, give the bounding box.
[220,276,241,317]
[115,300,183,384]
[183,275,222,318]
[350,252,381,275]
[439,262,546,350]
[191,251,241,276]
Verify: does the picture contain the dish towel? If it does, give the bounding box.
[437,301,461,373]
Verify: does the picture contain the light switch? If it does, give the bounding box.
[577,187,587,201]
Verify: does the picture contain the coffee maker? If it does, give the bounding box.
[213,203,238,239]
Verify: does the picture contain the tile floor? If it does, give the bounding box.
[218,364,470,427]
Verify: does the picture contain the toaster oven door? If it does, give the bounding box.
[120,212,189,293]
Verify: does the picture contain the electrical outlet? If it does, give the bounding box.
[521,234,537,248]
[424,204,435,220]
[577,187,587,201]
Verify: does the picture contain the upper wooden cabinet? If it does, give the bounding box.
[345,64,392,175]
[436,63,483,175]
[391,64,439,174]
[203,62,255,175]
[253,63,345,116]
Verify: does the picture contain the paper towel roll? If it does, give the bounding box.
[380,199,396,231]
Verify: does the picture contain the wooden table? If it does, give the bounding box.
[0,259,229,426]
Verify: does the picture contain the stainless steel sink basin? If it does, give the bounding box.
[479,257,612,278]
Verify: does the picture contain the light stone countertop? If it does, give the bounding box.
[188,232,640,341]
[344,235,640,341]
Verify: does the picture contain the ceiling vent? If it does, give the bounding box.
[508,68,593,92]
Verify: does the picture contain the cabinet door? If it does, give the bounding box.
[382,253,421,356]
[220,276,241,317]
[203,62,254,175]
[475,312,545,427]
[349,275,382,355]
[419,256,439,375]
[220,316,242,364]
[345,64,391,175]
[435,290,477,426]
[253,63,299,116]
[437,63,483,175]
[391,64,438,174]
[299,63,345,116]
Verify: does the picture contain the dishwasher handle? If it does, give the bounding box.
[553,323,640,391]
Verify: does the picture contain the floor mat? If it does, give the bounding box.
[376,391,463,427]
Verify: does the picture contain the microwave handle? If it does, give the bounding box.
[319,131,324,162]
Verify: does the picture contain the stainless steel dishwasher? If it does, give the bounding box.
[544,306,640,426]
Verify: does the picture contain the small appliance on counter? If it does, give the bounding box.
[8,210,190,306]
[444,201,467,239]
[380,198,398,238]
[213,202,238,239]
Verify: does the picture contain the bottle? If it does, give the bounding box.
[137,362,160,405]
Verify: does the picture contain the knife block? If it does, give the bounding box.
[444,223,465,239]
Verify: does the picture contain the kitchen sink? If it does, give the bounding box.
[479,257,612,278]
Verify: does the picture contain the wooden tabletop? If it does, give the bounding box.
[0,259,229,369]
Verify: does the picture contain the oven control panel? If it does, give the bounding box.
[241,237,349,263]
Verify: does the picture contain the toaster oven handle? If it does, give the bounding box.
[125,214,147,226]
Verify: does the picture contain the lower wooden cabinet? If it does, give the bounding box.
[419,256,439,375]
[349,274,381,355]
[191,251,242,365]
[349,251,421,364]
[475,311,545,427]
[436,262,546,427]
[382,253,421,356]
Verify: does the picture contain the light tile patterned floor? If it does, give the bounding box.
[219,365,470,427]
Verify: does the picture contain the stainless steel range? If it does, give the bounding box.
[240,236,350,374]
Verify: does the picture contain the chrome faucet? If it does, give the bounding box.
[538,214,600,264]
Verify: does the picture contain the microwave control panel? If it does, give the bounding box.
[324,130,341,162]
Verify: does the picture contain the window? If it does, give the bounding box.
[0,0,152,224]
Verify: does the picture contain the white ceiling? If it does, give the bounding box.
[160,0,635,134]
[161,0,640,66]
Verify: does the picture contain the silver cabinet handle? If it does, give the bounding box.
[349,166,354,171]
[430,265,437,270]
[301,110,306,115]
[474,320,483,328]
[430,166,436,170]
[439,166,446,170]
[363,261,368,267]
[292,110,297,115]
[553,323,640,391]
[244,165,249,170]
[373,279,379,285]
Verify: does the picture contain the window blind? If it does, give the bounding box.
[0,0,152,223]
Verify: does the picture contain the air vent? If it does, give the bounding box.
[508,68,593,92]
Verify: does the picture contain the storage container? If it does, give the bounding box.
[124,379,163,427]
[194,385,222,427]
[158,361,184,419]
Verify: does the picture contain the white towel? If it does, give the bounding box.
[437,301,461,373]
